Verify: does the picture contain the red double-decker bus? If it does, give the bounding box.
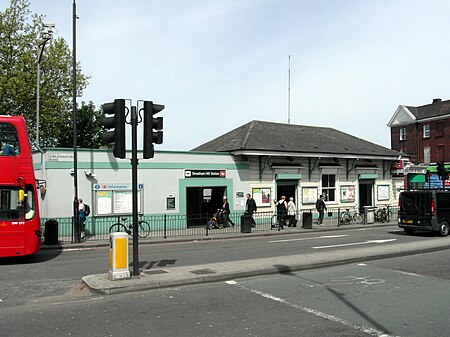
[0,115,41,257]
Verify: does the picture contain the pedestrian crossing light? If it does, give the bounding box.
[102,99,126,159]
[437,161,445,180]
[143,101,164,159]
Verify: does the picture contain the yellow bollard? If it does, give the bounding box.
[109,232,130,280]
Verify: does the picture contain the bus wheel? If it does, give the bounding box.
[439,221,449,237]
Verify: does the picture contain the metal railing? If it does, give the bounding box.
[41,206,398,243]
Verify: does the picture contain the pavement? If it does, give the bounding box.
[70,222,450,295]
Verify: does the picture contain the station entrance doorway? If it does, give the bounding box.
[276,180,297,203]
[358,180,374,210]
[186,186,226,227]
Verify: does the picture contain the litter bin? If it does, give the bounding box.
[240,214,252,233]
[364,206,374,224]
[302,212,313,229]
[44,219,59,244]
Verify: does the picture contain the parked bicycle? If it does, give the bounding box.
[109,216,151,238]
[374,207,388,223]
[339,207,363,226]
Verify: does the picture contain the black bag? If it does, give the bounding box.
[84,204,90,216]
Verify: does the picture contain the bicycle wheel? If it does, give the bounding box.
[137,220,151,238]
[353,213,363,224]
[109,223,128,234]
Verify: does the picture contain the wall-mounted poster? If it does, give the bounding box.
[302,187,318,204]
[340,186,355,203]
[377,185,390,201]
[252,188,272,207]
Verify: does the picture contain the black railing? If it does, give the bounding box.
[40,206,398,243]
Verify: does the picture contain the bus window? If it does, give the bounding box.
[0,186,35,220]
[0,122,20,156]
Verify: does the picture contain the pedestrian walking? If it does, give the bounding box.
[221,196,235,227]
[315,194,327,225]
[245,193,257,227]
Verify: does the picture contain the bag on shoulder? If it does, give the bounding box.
[84,204,90,216]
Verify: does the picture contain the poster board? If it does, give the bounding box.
[377,185,390,201]
[252,188,272,207]
[302,187,318,204]
[340,186,355,203]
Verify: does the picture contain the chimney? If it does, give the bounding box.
[432,98,442,104]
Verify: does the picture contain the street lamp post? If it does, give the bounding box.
[36,22,55,148]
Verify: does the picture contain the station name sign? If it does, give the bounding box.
[185,170,226,178]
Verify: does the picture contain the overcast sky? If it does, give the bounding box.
[7,0,450,150]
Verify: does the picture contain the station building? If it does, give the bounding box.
[34,120,404,227]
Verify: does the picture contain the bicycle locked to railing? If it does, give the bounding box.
[108,215,151,238]
[339,207,363,226]
[374,205,394,223]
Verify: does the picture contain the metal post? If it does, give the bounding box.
[72,0,79,243]
[131,105,139,276]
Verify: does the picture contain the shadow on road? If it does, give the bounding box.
[272,263,395,335]
[0,248,62,265]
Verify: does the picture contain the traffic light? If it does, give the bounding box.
[143,101,164,159]
[437,161,445,180]
[102,99,126,159]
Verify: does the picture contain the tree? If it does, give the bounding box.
[57,101,104,148]
[0,0,96,147]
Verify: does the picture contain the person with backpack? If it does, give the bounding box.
[315,194,327,225]
[275,196,288,229]
[78,198,89,240]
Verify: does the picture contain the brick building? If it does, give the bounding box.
[388,98,450,164]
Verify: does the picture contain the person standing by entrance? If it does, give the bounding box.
[78,198,86,240]
[221,196,235,227]
[315,194,327,225]
[287,197,297,227]
[245,193,257,227]
[275,196,288,229]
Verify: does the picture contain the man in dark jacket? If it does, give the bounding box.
[315,194,327,225]
[245,193,257,226]
[221,196,235,227]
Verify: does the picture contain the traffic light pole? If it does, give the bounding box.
[131,105,139,277]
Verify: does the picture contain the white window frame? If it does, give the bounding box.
[399,127,406,141]
[423,124,430,138]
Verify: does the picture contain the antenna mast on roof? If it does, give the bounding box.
[288,54,291,124]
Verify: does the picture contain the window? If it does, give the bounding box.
[399,128,406,141]
[424,147,431,164]
[423,124,430,138]
[321,174,336,202]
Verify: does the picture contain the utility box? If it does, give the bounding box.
[302,212,313,229]
[364,206,375,224]
[240,215,252,233]
[44,219,58,244]
[109,232,130,280]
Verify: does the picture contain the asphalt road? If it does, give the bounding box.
[2,225,450,336]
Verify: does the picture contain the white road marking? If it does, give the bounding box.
[312,239,397,249]
[60,248,96,252]
[227,281,400,337]
[269,235,348,243]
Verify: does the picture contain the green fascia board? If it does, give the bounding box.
[276,173,302,180]
[358,173,378,180]
[408,173,426,183]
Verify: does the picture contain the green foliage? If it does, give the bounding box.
[0,0,101,148]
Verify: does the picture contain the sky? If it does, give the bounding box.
[3,0,450,151]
